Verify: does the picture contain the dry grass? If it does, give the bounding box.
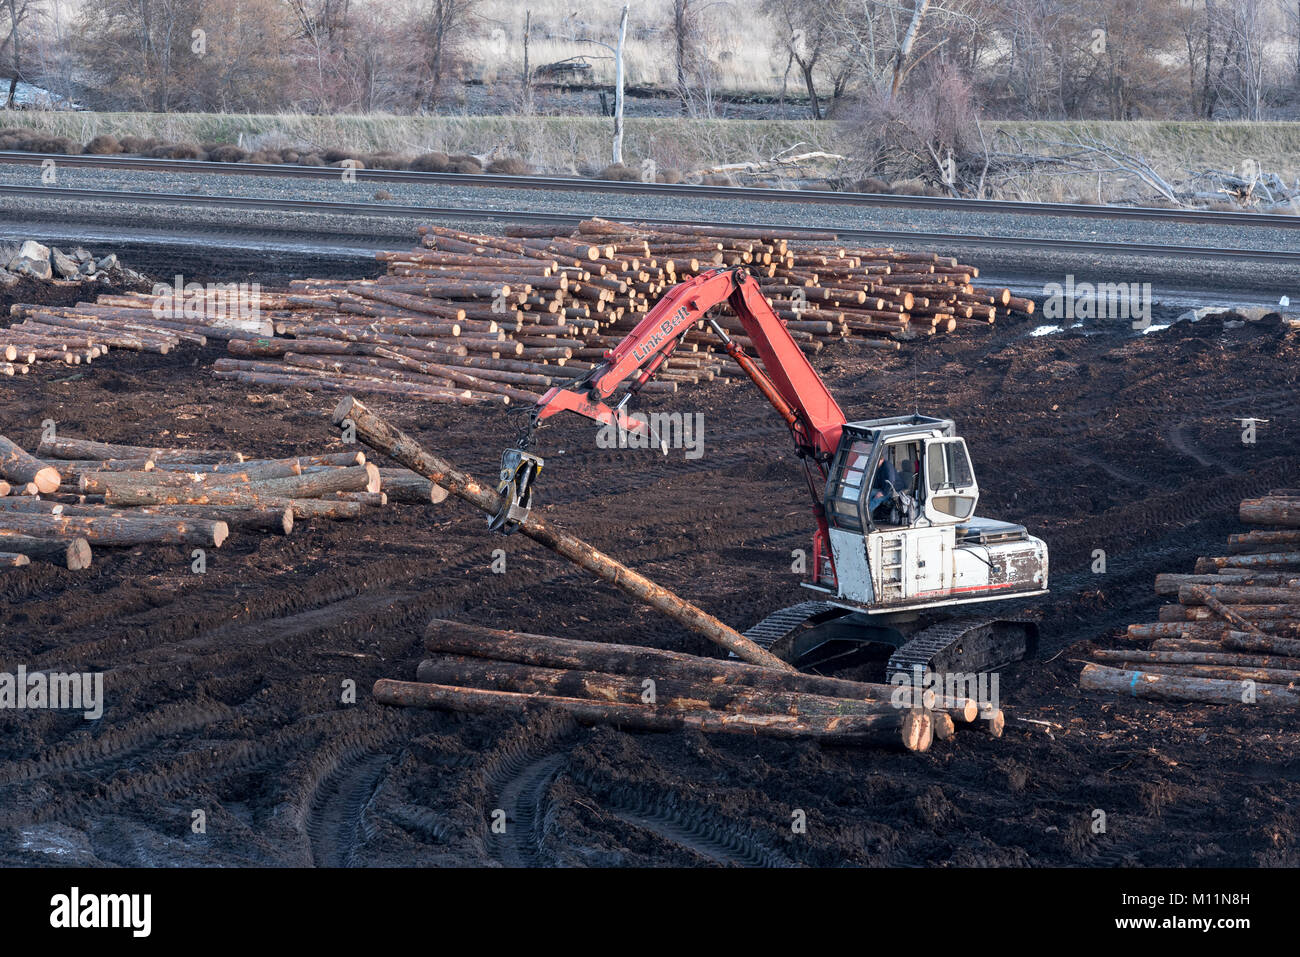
[3,110,1298,206]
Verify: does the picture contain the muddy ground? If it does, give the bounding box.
[0,277,1297,868]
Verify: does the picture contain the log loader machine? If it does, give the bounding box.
[490,267,1048,682]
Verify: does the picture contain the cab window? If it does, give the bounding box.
[827,441,871,531]
[925,438,977,521]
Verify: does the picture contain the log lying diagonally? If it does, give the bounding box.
[330,394,792,671]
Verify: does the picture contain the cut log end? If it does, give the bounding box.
[900,709,933,752]
[33,466,62,495]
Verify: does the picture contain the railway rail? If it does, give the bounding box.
[3,182,1299,266]
[2,149,1300,229]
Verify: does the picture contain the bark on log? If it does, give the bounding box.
[0,552,31,567]
[0,512,227,547]
[377,468,449,504]
[422,618,968,713]
[373,679,930,748]
[415,654,901,717]
[1079,662,1300,707]
[0,533,91,569]
[37,436,243,465]
[1240,497,1300,527]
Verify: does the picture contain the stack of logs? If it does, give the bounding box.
[1,290,273,372]
[216,220,1033,402]
[376,620,1001,752]
[0,432,445,570]
[1080,490,1300,707]
[3,220,1033,388]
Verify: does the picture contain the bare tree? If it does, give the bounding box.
[1,0,44,108]
[763,0,844,119]
[418,0,479,109]
[558,5,628,164]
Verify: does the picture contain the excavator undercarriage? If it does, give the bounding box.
[742,600,1038,683]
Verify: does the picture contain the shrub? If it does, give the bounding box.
[322,148,359,164]
[853,177,890,194]
[410,151,449,172]
[118,135,159,154]
[149,142,205,160]
[597,162,640,181]
[22,136,79,154]
[364,151,409,170]
[207,144,248,163]
[447,153,482,172]
[701,172,734,186]
[487,156,531,175]
[656,168,684,184]
[83,135,122,155]
[297,153,325,166]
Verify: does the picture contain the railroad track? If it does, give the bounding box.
[3,149,1300,229]
[3,183,1299,265]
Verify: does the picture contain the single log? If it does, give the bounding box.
[335,396,791,671]
[1223,632,1300,658]
[1178,584,1300,605]
[0,552,30,567]
[0,434,61,494]
[50,502,293,534]
[1240,497,1300,527]
[1079,662,1299,707]
[1154,572,1293,593]
[377,468,449,504]
[0,533,91,569]
[1229,530,1300,552]
[37,436,243,465]
[1093,648,1300,671]
[1196,553,1300,572]
[373,679,929,748]
[1099,660,1300,685]
[1158,604,1300,623]
[100,465,377,506]
[0,511,227,547]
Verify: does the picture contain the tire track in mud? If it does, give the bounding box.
[473,713,577,868]
[569,764,792,868]
[307,751,395,868]
[489,753,567,867]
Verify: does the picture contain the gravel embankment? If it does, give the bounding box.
[2,162,1299,294]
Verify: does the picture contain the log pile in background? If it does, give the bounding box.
[1,291,273,370]
[0,432,447,571]
[214,219,1033,402]
[3,220,1034,388]
[1080,490,1300,707]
